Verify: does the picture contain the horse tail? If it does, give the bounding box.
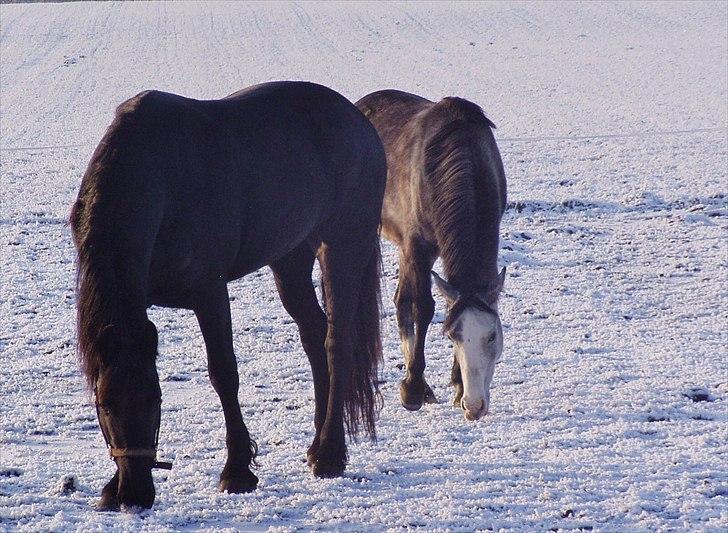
[345,236,384,441]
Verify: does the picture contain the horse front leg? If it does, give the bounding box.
[397,245,437,410]
[413,272,437,405]
[194,282,258,493]
[451,352,464,407]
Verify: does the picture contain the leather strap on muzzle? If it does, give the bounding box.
[108,447,172,469]
[94,385,173,470]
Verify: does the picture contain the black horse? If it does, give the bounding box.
[357,90,506,421]
[70,81,386,510]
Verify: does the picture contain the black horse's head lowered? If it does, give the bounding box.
[90,322,171,510]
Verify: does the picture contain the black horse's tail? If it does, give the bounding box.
[345,238,384,441]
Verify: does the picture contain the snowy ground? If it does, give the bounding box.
[1,1,727,531]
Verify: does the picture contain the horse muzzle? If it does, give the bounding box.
[116,457,156,510]
[461,397,488,421]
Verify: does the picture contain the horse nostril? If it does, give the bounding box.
[461,398,485,417]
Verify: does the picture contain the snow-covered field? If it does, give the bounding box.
[1,1,727,531]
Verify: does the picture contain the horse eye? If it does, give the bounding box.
[487,333,496,343]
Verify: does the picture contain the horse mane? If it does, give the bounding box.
[70,97,154,388]
[424,98,501,290]
[435,96,496,129]
[70,134,128,388]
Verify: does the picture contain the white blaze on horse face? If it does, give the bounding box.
[454,307,503,421]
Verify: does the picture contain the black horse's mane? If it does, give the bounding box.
[70,97,155,388]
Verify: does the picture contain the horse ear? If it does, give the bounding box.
[479,267,506,304]
[431,271,459,305]
[496,266,506,291]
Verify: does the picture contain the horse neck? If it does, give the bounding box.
[442,226,500,290]
[430,151,503,290]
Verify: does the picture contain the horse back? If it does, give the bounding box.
[357,90,506,285]
[76,83,385,307]
[356,91,434,245]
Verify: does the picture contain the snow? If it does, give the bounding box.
[1,1,727,531]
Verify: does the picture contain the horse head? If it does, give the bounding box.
[432,268,505,421]
[94,320,163,510]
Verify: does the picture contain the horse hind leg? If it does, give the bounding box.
[269,243,329,466]
[194,281,258,493]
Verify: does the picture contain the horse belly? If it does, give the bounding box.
[226,202,324,279]
[146,225,240,307]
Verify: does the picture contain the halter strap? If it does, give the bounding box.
[443,289,498,332]
[109,448,157,459]
[94,386,173,470]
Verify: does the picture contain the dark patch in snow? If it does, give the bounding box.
[506,193,727,217]
[0,468,22,477]
[163,373,192,382]
[30,428,56,436]
[57,475,78,495]
[683,387,713,402]
[708,485,728,498]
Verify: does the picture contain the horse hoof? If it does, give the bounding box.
[399,379,424,411]
[311,459,346,478]
[306,439,320,466]
[220,472,258,494]
[423,382,439,404]
[96,494,120,512]
[96,473,120,511]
